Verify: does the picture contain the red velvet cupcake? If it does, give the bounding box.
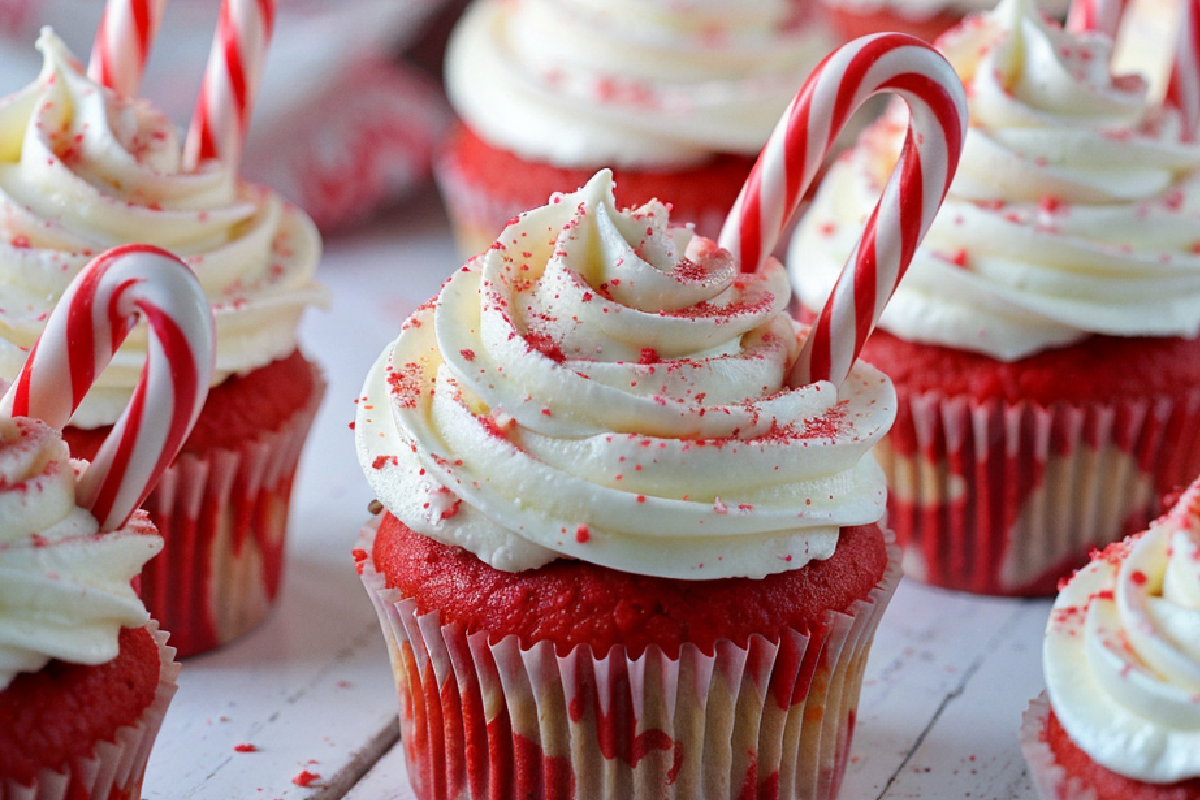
[1020,477,1200,799]
[355,172,902,799]
[0,419,179,800]
[789,0,1200,594]
[436,0,838,257]
[0,32,327,655]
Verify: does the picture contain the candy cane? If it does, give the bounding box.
[87,0,167,98]
[0,245,215,531]
[718,33,968,388]
[183,0,276,170]
[1167,0,1200,141]
[1066,0,1128,38]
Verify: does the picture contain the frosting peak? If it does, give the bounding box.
[0,417,160,689]
[358,171,893,580]
[790,0,1200,360]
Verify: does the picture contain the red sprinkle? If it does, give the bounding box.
[575,524,590,543]
[639,347,659,364]
[292,770,321,788]
[233,743,258,753]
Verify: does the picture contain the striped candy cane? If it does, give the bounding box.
[1167,0,1200,141]
[718,33,968,388]
[183,0,276,170]
[0,245,215,531]
[1066,0,1128,37]
[87,0,167,98]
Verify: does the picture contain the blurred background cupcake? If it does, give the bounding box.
[1021,475,1200,799]
[819,0,1068,44]
[0,28,325,657]
[789,0,1200,595]
[436,0,839,257]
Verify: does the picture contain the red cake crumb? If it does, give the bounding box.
[861,330,1200,405]
[1045,708,1200,800]
[63,349,319,457]
[371,513,888,659]
[0,626,160,783]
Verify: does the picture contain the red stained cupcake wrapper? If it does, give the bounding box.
[139,364,326,658]
[1020,694,1100,800]
[876,390,1200,596]
[356,519,901,800]
[0,622,179,800]
[434,155,734,262]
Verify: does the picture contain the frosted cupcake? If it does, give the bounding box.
[1021,475,1200,799]
[819,0,1068,45]
[0,31,327,655]
[437,0,837,257]
[789,0,1200,595]
[355,171,901,799]
[0,417,178,799]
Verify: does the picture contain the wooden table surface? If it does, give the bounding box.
[142,189,1054,800]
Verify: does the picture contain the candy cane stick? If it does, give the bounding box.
[1066,0,1128,38]
[1167,0,1200,141]
[87,0,167,98]
[718,33,968,388]
[183,0,276,170]
[0,244,215,531]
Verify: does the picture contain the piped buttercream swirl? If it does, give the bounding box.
[1043,487,1200,782]
[0,29,325,427]
[790,0,1200,360]
[357,171,893,580]
[0,417,159,689]
[445,0,834,167]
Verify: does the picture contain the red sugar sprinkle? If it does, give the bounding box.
[460,348,477,362]
[1130,570,1147,586]
[292,770,321,788]
[233,743,258,753]
[639,347,659,364]
[575,524,590,543]
[1039,195,1063,214]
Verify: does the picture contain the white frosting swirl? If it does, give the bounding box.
[445,0,835,167]
[820,0,1068,23]
[357,171,893,580]
[790,0,1200,360]
[1043,489,1200,782]
[0,417,160,689]
[0,30,325,427]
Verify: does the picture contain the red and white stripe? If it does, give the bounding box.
[184,0,276,170]
[87,0,167,98]
[0,245,215,531]
[1167,0,1200,141]
[718,33,968,388]
[1065,0,1128,38]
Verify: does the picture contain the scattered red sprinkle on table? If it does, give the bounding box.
[292,770,321,788]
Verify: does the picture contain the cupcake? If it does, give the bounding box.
[1020,475,1200,799]
[0,418,178,800]
[789,0,1200,595]
[0,31,327,656]
[355,170,902,799]
[436,0,838,257]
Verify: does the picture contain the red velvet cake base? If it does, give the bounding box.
[369,513,889,659]
[860,332,1200,596]
[63,351,325,658]
[356,515,901,800]
[437,124,758,258]
[0,627,159,785]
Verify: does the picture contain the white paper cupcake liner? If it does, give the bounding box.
[356,518,901,800]
[0,622,179,800]
[876,389,1200,595]
[139,362,326,657]
[1019,693,1100,800]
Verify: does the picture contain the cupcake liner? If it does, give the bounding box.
[356,518,901,800]
[1,622,180,800]
[876,388,1200,596]
[1019,693,1100,800]
[139,363,326,658]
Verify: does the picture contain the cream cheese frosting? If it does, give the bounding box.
[789,0,1200,361]
[0,29,325,427]
[0,417,159,689]
[1043,485,1200,783]
[445,0,835,168]
[356,170,893,580]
